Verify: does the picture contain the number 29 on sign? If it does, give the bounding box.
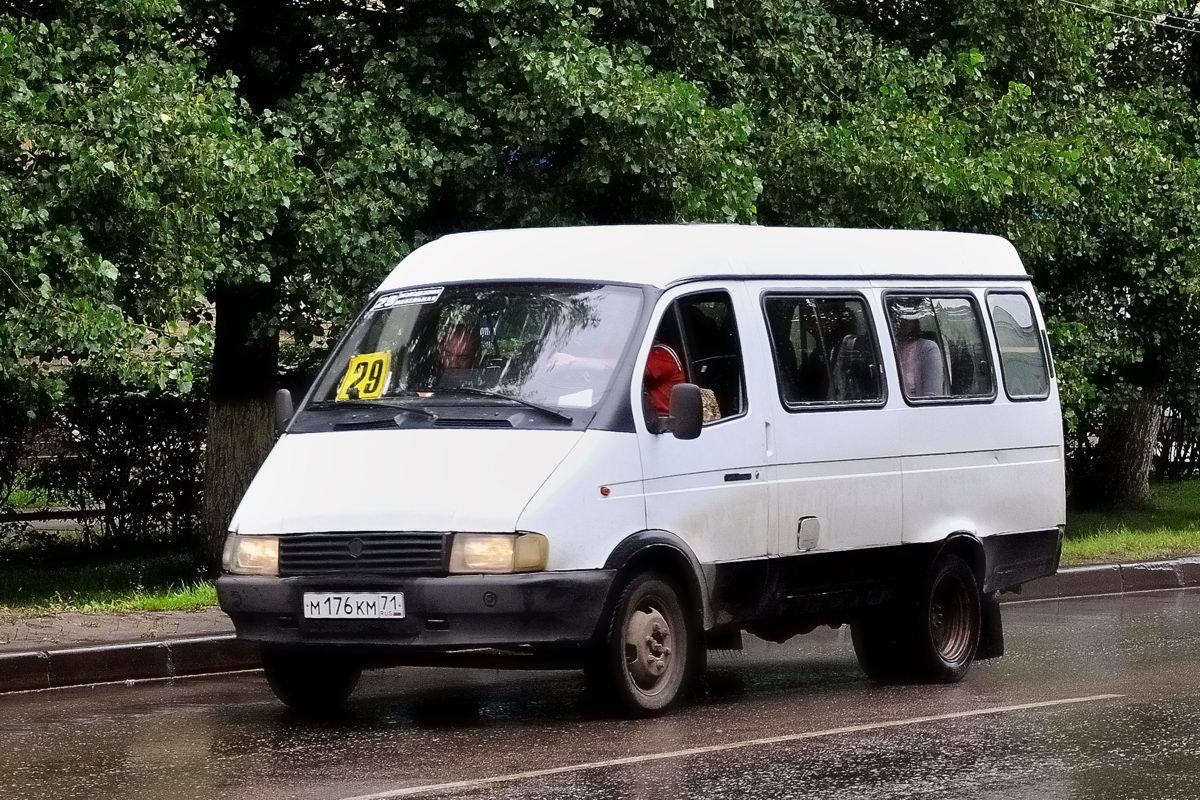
[336,351,391,400]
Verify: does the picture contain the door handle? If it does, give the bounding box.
[724,472,753,482]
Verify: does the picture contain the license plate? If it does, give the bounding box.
[302,592,406,619]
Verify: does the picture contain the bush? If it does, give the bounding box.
[23,373,207,554]
[0,380,47,508]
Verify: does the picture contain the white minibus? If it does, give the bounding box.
[217,225,1065,714]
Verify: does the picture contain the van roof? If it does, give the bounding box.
[378,225,1028,291]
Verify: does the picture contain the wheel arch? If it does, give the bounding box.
[601,530,712,634]
[933,532,1005,660]
[932,531,987,587]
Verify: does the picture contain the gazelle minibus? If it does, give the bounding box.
[217,225,1065,714]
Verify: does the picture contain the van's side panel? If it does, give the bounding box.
[899,429,1065,543]
[696,276,1063,631]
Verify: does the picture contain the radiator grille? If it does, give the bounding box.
[278,532,447,576]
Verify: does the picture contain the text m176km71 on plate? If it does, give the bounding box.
[303,592,405,619]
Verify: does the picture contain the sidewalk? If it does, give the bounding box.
[0,606,257,693]
[2,557,1199,694]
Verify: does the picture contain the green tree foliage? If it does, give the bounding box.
[6,0,1200,531]
[183,0,761,336]
[0,1,302,401]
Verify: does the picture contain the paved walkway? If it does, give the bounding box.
[0,606,233,653]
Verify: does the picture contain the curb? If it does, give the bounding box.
[0,635,260,694]
[3,557,1200,695]
[1008,556,1200,602]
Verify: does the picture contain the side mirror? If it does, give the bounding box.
[667,383,703,440]
[274,388,294,436]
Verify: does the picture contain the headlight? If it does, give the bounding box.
[448,532,549,574]
[222,534,280,576]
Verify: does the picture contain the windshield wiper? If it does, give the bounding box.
[418,387,574,423]
[330,407,437,430]
[308,399,409,410]
[306,399,437,429]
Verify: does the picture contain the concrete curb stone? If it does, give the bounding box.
[49,641,172,688]
[1011,564,1122,601]
[168,636,261,677]
[2,556,1199,695]
[1178,559,1200,586]
[1011,556,1200,602]
[0,652,50,693]
[1122,561,1185,592]
[0,635,259,693]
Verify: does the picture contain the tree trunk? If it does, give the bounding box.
[202,399,275,568]
[200,284,278,572]
[1091,396,1164,508]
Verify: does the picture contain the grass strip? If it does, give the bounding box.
[0,553,214,614]
[1063,478,1200,565]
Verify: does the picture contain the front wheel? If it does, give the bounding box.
[260,646,362,713]
[591,572,698,715]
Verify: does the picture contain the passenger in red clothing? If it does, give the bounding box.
[644,342,685,415]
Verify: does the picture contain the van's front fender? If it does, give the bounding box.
[602,530,713,631]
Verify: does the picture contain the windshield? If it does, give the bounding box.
[308,282,643,415]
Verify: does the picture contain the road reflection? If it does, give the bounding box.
[2,591,1198,800]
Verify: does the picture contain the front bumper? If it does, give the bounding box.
[216,570,615,654]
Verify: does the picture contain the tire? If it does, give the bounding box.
[851,554,981,684]
[260,646,362,713]
[850,608,914,683]
[914,555,981,682]
[591,572,698,716]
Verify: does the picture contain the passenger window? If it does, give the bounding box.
[763,295,883,407]
[887,296,994,401]
[644,292,746,425]
[988,292,1051,400]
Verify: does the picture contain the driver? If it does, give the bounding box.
[435,324,481,385]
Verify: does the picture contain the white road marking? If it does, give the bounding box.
[339,693,1124,800]
[1004,585,1200,605]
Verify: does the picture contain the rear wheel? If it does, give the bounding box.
[591,572,698,715]
[850,608,912,682]
[260,646,362,713]
[915,555,981,682]
[851,554,981,684]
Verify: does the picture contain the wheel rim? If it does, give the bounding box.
[929,573,974,664]
[624,600,676,694]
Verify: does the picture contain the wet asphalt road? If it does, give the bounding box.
[3,589,1199,800]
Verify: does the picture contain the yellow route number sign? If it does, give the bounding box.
[336,351,391,400]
